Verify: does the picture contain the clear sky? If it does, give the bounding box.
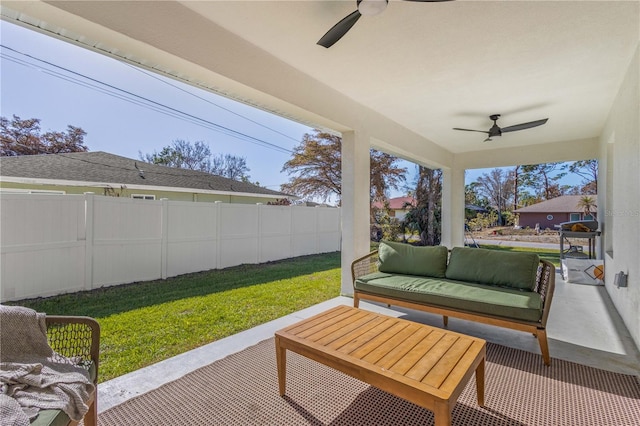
[1,21,313,192]
[1,20,580,201]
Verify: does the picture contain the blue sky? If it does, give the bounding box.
[1,21,579,200]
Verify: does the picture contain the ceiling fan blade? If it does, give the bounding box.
[317,10,361,48]
[501,118,548,133]
[453,128,490,134]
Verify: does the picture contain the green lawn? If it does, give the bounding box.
[478,244,561,267]
[11,252,341,382]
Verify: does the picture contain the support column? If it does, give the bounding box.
[441,167,466,248]
[341,130,371,296]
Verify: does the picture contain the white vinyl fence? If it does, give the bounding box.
[0,193,341,302]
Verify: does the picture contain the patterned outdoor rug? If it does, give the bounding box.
[100,338,640,426]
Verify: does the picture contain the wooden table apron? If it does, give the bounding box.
[274,305,486,426]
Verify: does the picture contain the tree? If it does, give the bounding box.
[475,168,514,226]
[577,195,597,218]
[280,129,406,204]
[140,139,250,181]
[512,165,522,210]
[211,153,251,182]
[1,114,88,156]
[521,162,566,200]
[402,166,442,246]
[568,159,598,194]
[140,139,212,171]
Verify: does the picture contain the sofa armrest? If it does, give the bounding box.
[45,316,100,384]
[351,250,380,288]
[535,260,556,328]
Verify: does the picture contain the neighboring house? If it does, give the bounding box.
[0,151,293,204]
[372,196,416,221]
[514,195,597,229]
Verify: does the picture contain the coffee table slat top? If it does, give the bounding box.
[276,305,485,401]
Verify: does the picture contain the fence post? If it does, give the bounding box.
[83,192,94,290]
[256,203,263,263]
[161,198,169,279]
[315,206,320,254]
[215,201,222,268]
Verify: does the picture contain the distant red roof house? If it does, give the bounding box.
[514,195,597,229]
[372,196,416,221]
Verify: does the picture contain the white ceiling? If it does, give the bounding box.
[2,1,639,158]
[178,0,639,153]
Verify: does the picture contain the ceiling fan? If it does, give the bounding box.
[453,114,549,142]
[317,0,452,48]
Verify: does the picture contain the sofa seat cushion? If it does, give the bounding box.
[30,409,71,426]
[378,241,448,278]
[445,247,540,291]
[355,272,543,322]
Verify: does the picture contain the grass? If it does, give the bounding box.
[11,252,341,382]
[478,244,561,267]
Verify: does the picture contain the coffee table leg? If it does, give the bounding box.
[476,357,485,407]
[275,336,287,396]
[433,401,452,426]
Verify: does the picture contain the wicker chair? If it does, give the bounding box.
[35,316,101,426]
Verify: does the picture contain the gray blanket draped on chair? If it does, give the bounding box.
[0,305,94,425]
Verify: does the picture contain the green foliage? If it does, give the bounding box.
[402,166,442,246]
[280,129,406,204]
[520,162,567,200]
[11,253,340,382]
[1,114,88,156]
[466,211,499,231]
[577,195,597,217]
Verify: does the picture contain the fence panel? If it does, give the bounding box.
[292,207,319,256]
[0,194,86,300]
[259,204,293,262]
[0,194,341,302]
[218,203,259,268]
[317,207,342,253]
[166,201,218,277]
[91,196,163,287]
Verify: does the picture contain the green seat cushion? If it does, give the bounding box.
[355,272,543,322]
[445,247,540,290]
[377,240,448,278]
[30,409,70,426]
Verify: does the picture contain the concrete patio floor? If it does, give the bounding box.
[98,271,640,413]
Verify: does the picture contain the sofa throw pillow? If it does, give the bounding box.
[445,247,539,290]
[377,240,448,278]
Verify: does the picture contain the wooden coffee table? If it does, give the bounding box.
[275,305,486,426]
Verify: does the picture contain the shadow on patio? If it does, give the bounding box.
[97,272,640,425]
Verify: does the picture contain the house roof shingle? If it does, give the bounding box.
[0,151,289,197]
[514,195,597,213]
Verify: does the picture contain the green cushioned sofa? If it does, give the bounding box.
[351,241,556,365]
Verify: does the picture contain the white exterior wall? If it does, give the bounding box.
[0,193,340,302]
[599,45,640,349]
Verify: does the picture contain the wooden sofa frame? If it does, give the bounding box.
[44,315,100,426]
[351,250,556,365]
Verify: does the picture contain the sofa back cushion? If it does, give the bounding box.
[378,240,448,278]
[445,247,540,290]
